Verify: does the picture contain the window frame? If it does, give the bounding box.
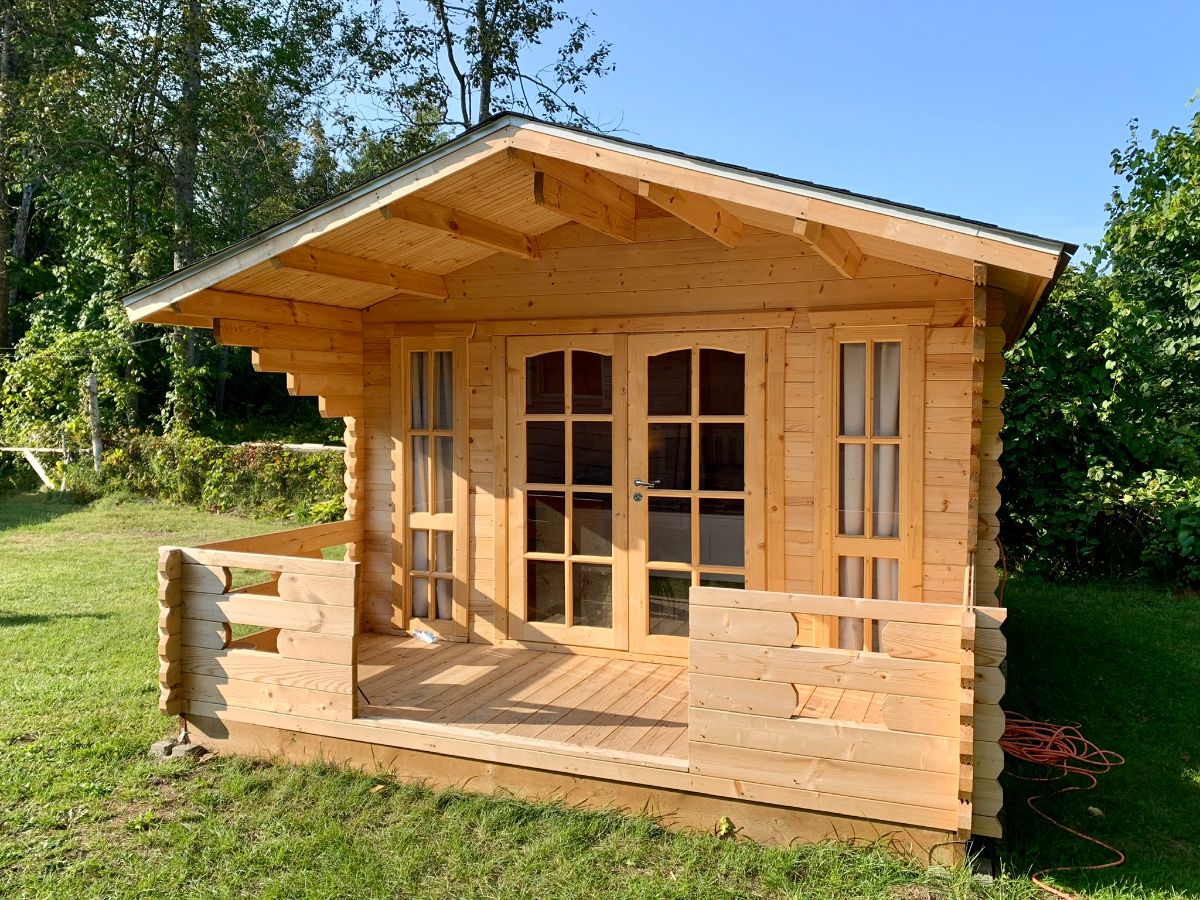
[392,336,470,638]
[815,323,925,618]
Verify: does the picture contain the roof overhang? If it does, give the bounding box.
[123,112,1075,340]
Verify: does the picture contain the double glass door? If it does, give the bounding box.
[508,331,765,658]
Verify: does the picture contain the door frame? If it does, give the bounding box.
[626,330,767,657]
[502,328,768,659]
[505,334,630,650]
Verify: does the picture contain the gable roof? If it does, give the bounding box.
[123,112,1075,336]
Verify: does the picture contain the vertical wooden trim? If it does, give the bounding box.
[966,264,988,604]
[812,329,836,597]
[453,345,471,633]
[389,338,407,632]
[902,325,926,601]
[611,334,631,651]
[765,328,787,592]
[491,336,509,641]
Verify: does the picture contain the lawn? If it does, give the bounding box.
[0,492,1195,899]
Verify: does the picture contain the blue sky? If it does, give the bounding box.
[561,0,1199,255]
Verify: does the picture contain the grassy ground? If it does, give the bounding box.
[0,492,1195,899]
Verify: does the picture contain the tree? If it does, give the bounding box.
[1002,105,1200,582]
[354,0,615,134]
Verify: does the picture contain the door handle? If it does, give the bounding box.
[633,478,661,488]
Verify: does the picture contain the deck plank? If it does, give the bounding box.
[358,637,690,760]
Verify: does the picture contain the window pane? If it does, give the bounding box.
[871,558,899,652]
[840,343,866,437]
[528,560,565,623]
[648,349,691,415]
[572,493,612,557]
[872,558,899,601]
[411,530,429,572]
[838,443,865,535]
[411,577,430,619]
[872,444,900,538]
[573,563,613,628]
[873,342,901,437]
[526,421,565,484]
[527,491,565,554]
[838,556,865,597]
[649,497,691,564]
[649,570,691,636]
[699,350,744,415]
[411,435,429,512]
[434,531,453,573]
[435,578,454,620]
[700,572,745,590]
[434,436,454,513]
[837,556,865,651]
[700,498,744,567]
[526,352,565,414]
[699,423,744,491]
[410,352,428,429]
[648,423,690,490]
[572,352,612,414]
[434,351,454,430]
[572,421,612,486]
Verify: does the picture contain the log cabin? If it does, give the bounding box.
[125,113,1075,860]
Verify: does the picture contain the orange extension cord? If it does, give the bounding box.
[994,540,1125,898]
[1000,713,1126,897]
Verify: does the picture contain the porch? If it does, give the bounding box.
[157,522,995,856]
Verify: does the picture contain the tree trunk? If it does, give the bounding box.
[0,9,13,348]
[474,0,493,123]
[173,0,201,272]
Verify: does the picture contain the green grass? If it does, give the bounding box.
[0,491,1195,898]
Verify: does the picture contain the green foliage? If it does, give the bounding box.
[70,431,345,522]
[1002,107,1200,584]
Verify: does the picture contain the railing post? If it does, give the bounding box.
[158,547,184,716]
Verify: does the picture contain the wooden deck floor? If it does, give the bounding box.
[357,635,691,760]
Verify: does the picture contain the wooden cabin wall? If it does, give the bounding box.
[353,218,985,639]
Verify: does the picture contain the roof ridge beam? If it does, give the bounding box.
[637,180,742,248]
[381,195,540,259]
[271,246,448,300]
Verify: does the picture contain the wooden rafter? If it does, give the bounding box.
[533,171,636,243]
[794,219,863,279]
[271,246,448,299]
[381,196,540,259]
[509,147,636,243]
[637,180,742,248]
[175,288,363,332]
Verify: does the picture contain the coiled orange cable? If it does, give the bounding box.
[1000,712,1126,899]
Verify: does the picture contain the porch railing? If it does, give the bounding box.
[157,520,361,724]
[687,588,981,834]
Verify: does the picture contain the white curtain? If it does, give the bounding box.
[838,342,902,651]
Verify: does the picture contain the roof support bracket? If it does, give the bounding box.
[381,196,540,259]
[794,219,863,279]
[271,246,448,300]
[637,180,743,248]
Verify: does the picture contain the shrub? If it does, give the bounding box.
[66,430,345,523]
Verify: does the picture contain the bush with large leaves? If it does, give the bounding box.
[1002,108,1200,584]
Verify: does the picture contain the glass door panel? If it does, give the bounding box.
[508,336,628,650]
[627,331,766,657]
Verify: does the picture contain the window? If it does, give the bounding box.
[397,338,467,632]
[819,327,922,651]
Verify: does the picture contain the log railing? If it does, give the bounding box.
[688,588,992,835]
[157,520,362,723]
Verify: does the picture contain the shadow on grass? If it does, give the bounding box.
[1000,577,1200,898]
[0,491,81,532]
[0,610,114,628]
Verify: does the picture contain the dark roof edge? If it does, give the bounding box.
[124,111,1076,310]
